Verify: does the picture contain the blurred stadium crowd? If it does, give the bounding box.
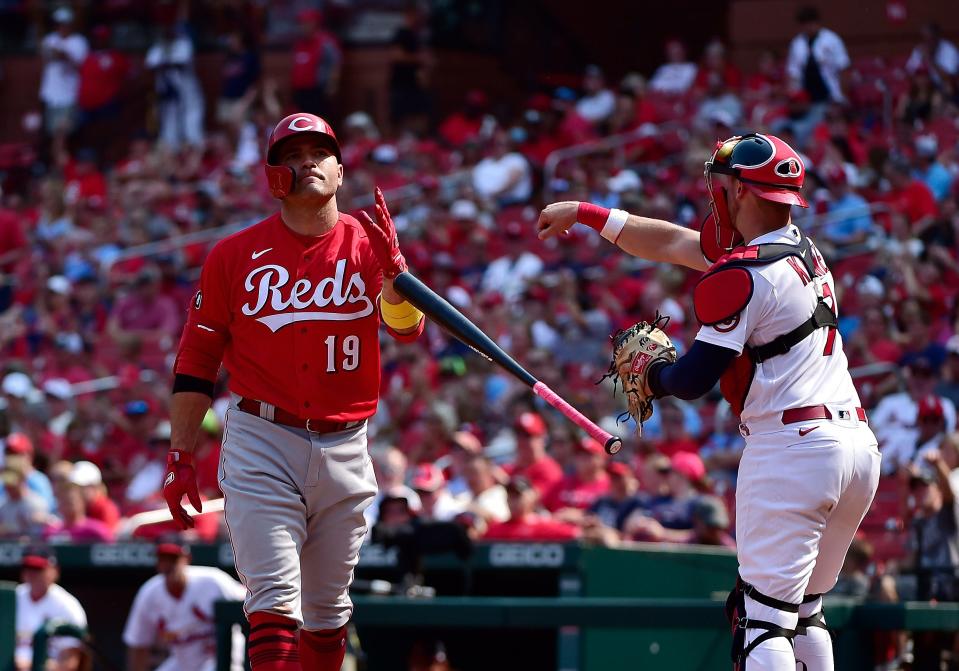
[1,2,959,666]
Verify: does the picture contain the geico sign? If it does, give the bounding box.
[489,544,565,567]
[91,544,156,566]
[0,544,24,566]
[358,545,398,567]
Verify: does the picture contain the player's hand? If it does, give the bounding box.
[163,450,202,530]
[359,187,407,279]
[537,201,579,240]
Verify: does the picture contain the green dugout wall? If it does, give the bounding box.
[2,542,957,670]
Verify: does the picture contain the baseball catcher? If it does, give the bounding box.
[538,133,880,671]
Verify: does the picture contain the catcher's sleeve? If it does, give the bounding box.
[648,340,738,400]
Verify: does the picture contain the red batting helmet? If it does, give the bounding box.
[701,133,808,262]
[264,113,342,199]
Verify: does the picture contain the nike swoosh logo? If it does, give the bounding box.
[197,324,215,332]
[251,248,273,259]
[798,426,819,436]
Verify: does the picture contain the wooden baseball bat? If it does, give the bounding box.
[393,272,623,455]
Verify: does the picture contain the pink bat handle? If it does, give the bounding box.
[533,381,623,455]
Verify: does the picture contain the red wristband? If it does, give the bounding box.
[577,202,611,232]
[167,450,193,466]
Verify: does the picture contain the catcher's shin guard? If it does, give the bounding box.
[725,576,798,669]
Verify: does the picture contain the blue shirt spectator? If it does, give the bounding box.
[822,169,874,245]
[915,135,954,202]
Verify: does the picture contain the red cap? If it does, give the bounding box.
[411,463,445,492]
[576,438,606,457]
[670,451,706,482]
[21,548,55,570]
[515,412,547,437]
[607,462,633,478]
[6,433,33,456]
[918,395,945,420]
[156,542,189,557]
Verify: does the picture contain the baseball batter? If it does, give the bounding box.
[538,133,880,670]
[165,112,424,671]
[124,541,246,671]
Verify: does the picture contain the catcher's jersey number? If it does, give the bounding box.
[324,334,361,373]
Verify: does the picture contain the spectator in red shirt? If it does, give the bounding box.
[543,438,610,513]
[693,39,742,92]
[885,158,938,232]
[290,9,341,119]
[503,412,563,497]
[69,460,119,533]
[106,265,182,358]
[438,90,487,148]
[483,477,580,542]
[76,25,129,156]
[652,399,701,457]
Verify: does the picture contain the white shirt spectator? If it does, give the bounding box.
[472,152,533,204]
[145,35,205,149]
[470,484,509,523]
[480,252,544,302]
[40,31,89,107]
[786,28,850,103]
[123,566,246,671]
[649,62,698,95]
[576,89,616,124]
[871,392,957,475]
[907,38,959,77]
[15,583,87,668]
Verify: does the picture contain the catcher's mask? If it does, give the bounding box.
[264,113,342,199]
[702,133,807,261]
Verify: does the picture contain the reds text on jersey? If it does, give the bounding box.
[175,213,389,421]
[696,224,861,422]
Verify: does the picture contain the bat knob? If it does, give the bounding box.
[604,437,623,455]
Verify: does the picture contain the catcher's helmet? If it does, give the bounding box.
[701,133,808,262]
[264,113,342,199]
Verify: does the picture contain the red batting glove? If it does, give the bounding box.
[359,187,408,279]
[163,450,202,530]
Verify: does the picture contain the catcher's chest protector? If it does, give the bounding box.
[693,232,836,415]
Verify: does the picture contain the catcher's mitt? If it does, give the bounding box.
[603,314,677,432]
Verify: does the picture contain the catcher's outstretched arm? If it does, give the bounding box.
[648,339,738,400]
[537,201,708,271]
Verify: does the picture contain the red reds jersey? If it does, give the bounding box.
[174,213,421,421]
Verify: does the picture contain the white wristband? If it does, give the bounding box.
[600,209,629,243]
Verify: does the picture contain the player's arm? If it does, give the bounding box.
[123,586,157,671]
[647,339,738,400]
[126,646,151,671]
[167,245,231,528]
[537,201,708,271]
[381,278,425,340]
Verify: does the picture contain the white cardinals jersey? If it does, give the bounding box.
[15,583,87,667]
[695,224,861,422]
[123,566,247,671]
